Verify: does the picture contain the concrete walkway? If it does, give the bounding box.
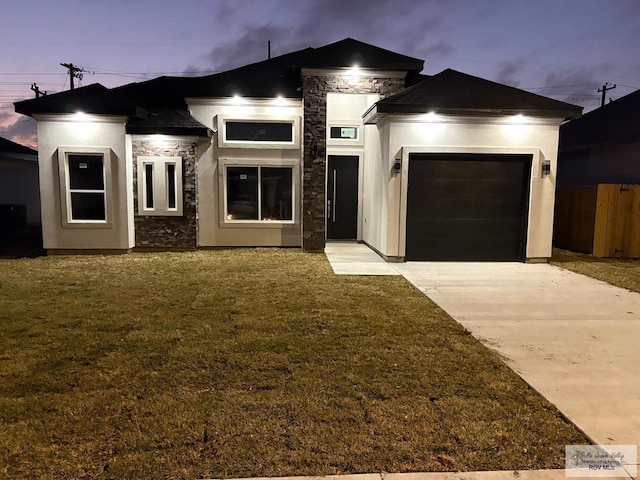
[324,243,640,476]
[325,242,400,275]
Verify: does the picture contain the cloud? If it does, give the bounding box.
[422,40,455,58]
[189,0,447,74]
[541,66,606,109]
[0,110,37,148]
[495,60,526,87]
[187,24,308,74]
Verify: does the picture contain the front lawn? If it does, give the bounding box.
[552,248,640,293]
[0,249,589,479]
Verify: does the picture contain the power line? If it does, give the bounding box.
[60,63,89,90]
[597,83,617,107]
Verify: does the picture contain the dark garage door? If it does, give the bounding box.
[406,153,531,261]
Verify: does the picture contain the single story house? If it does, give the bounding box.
[0,136,40,232]
[15,38,581,261]
[558,88,640,187]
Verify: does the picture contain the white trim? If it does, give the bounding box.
[397,146,542,258]
[389,113,566,126]
[34,114,128,124]
[217,157,299,228]
[367,111,567,127]
[136,156,183,216]
[215,114,301,150]
[187,98,302,108]
[57,146,114,229]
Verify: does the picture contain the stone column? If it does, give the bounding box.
[132,139,199,249]
[301,73,406,252]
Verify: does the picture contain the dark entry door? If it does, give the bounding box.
[327,155,359,239]
[406,153,531,261]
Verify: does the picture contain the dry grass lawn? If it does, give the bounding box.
[0,249,589,479]
[552,248,640,293]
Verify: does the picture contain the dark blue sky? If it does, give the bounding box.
[2,0,639,147]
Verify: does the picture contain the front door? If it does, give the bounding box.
[327,155,359,239]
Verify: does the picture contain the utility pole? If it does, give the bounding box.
[30,83,46,98]
[60,62,86,90]
[597,82,616,107]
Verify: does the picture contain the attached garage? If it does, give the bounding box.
[405,153,531,261]
[362,68,583,263]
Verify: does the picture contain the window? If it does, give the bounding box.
[327,123,363,146]
[137,156,183,216]
[226,122,293,142]
[58,147,113,228]
[225,165,293,222]
[68,154,106,220]
[330,126,358,139]
[216,115,300,149]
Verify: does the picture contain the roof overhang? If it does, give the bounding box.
[14,84,146,118]
[364,103,577,125]
[126,125,212,137]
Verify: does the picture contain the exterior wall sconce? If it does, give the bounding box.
[541,159,551,178]
[311,140,324,159]
[392,158,402,176]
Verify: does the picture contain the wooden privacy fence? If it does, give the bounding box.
[554,184,640,258]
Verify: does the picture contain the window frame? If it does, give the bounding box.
[57,146,113,228]
[215,114,300,150]
[136,156,183,216]
[218,158,299,228]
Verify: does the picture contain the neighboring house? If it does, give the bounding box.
[0,136,40,231]
[558,89,640,187]
[14,38,581,261]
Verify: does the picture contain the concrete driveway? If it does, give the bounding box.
[392,261,640,450]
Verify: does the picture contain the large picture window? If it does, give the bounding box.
[58,147,113,228]
[136,156,183,216]
[225,166,293,222]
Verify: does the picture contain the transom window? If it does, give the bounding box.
[136,156,183,216]
[216,115,300,149]
[226,122,293,142]
[327,123,363,146]
[330,126,358,139]
[225,166,293,222]
[58,146,113,228]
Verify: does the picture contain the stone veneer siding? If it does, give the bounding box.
[132,139,198,248]
[301,74,406,251]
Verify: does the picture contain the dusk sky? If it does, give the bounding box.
[2,0,639,148]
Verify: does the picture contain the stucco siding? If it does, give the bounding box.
[188,99,303,247]
[35,115,133,250]
[377,115,563,260]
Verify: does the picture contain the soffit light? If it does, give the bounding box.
[420,111,438,122]
[506,113,526,123]
[231,95,246,105]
